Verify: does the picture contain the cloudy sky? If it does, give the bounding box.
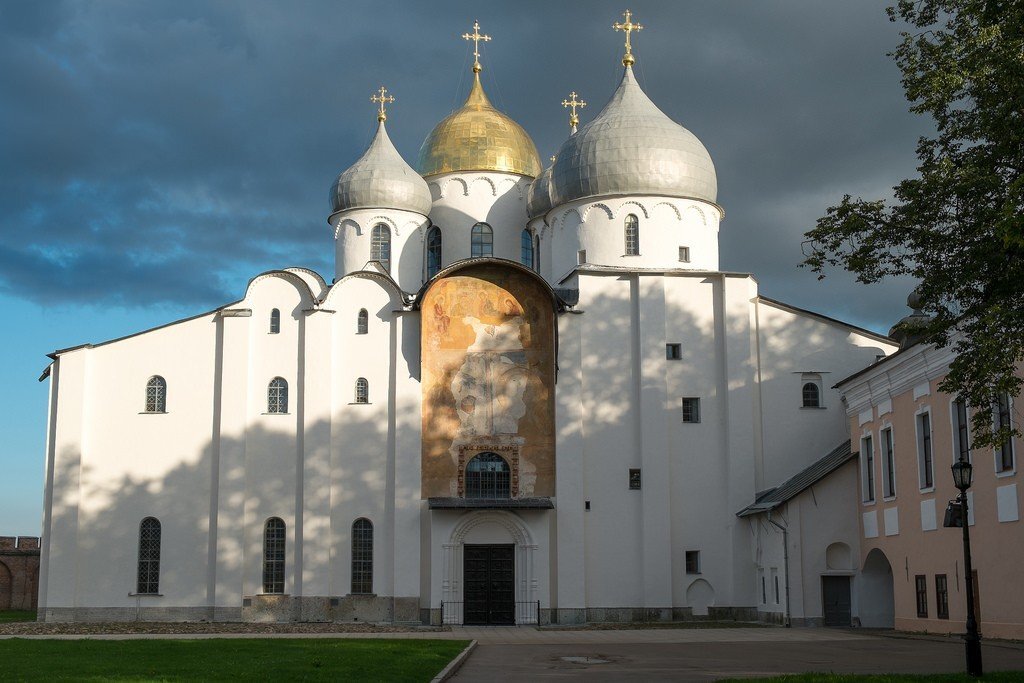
[0,1,929,533]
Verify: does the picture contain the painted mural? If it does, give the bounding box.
[421,264,556,498]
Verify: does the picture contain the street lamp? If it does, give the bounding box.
[951,459,983,677]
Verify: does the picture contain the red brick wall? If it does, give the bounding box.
[0,537,40,611]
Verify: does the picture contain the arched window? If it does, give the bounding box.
[357,309,368,335]
[355,378,369,404]
[268,377,288,414]
[426,226,442,279]
[802,382,821,408]
[534,234,541,271]
[136,517,161,595]
[465,452,511,499]
[520,229,534,268]
[145,376,167,413]
[351,518,373,594]
[263,517,285,594]
[269,308,280,334]
[371,224,391,272]
[624,214,640,255]
[471,223,493,258]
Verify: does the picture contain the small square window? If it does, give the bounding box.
[666,343,682,360]
[678,246,690,263]
[628,468,641,490]
[577,249,587,265]
[682,397,701,423]
[685,550,700,574]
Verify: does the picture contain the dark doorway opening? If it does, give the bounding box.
[464,544,514,625]
[822,575,852,626]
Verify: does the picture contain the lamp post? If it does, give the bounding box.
[951,459,982,677]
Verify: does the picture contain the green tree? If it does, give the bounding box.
[803,0,1024,448]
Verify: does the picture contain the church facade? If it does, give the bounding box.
[38,18,896,624]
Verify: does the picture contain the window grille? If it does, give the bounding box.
[269,308,280,334]
[145,376,167,413]
[351,518,373,594]
[685,551,700,574]
[355,378,369,404]
[624,214,640,255]
[136,517,161,595]
[918,411,933,488]
[465,452,511,499]
[268,377,288,414]
[802,382,820,408]
[862,435,875,502]
[520,229,534,268]
[263,518,286,594]
[915,575,928,617]
[882,427,896,498]
[953,399,970,462]
[426,226,442,278]
[678,246,690,263]
[936,574,949,619]
[628,468,642,490]
[681,397,701,423]
[995,393,1014,472]
[666,343,682,360]
[471,223,493,258]
[357,309,368,335]
[371,224,391,272]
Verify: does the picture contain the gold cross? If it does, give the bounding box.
[562,91,587,132]
[613,9,643,66]
[462,20,492,73]
[370,86,395,122]
[550,155,557,163]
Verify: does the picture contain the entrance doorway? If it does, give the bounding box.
[464,544,514,625]
[822,576,852,626]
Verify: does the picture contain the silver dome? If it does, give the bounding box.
[550,66,717,207]
[329,121,432,217]
[527,164,554,218]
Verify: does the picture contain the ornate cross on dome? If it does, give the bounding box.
[462,20,492,73]
[562,91,587,134]
[613,9,643,66]
[371,86,395,122]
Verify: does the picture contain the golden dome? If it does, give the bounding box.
[417,73,541,178]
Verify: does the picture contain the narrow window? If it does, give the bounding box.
[862,434,875,503]
[357,309,368,335]
[351,518,373,595]
[577,249,587,265]
[136,517,161,595]
[761,575,767,604]
[426,226,442,279]
[269,308,280,334]
[465,452,510,499]
[145,376,167,413]
[774,573,780,604]
[624,214,640,255]
[995,393,1015,472]
[678,246,690,263]
[936,574,949,619]
[915,575,928,618]
[520,229,534,268]
[534,234,541,272]
[918,411,934,489]
[685,551,700,574]
[268,377,288,414]
[471,223,493,258]
[355,378,369,404]
[666,343,682,360]
[882,427,896,498]
[371,224,391,272]
[953,398,971,463]
[263,517,286,594]
[682,397,701,423]
[628,468,642,490]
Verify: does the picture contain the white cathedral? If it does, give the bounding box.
[38,17,897,625]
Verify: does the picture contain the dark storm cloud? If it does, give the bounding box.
[0,0,929,329]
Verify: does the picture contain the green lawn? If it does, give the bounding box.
[0,610,36,623]
[721,674,1024,682]
[0,637,470,681]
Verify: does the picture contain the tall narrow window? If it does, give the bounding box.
[918,411,934,489]
[915,575,928,617]
[624,214,640,255]
[995,393,1015,472]
[534,234,541,272]
[936,574,949,619]
[357,309,368,335]
[371,224,391,272]
[681,397,701,423]
[521,229,534,268]
[953,399,971,463]
[263,517,285,594]
[471,223,493,258]
[355,378,369,404]
[268,377,288,414]
[882,427,896,498]
[351,518,373,594]
[145,376,167,413]
[426,226,442,278]
[465,452,511,499]
[136,517,161,595]
[269,308,281,334]
[862,434,875,502]
[685,551,700,574]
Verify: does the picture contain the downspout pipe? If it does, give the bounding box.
[767,511,792,628]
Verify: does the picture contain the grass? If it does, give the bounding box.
[0,637,470,681]
[720,674,1024,682]
[0,610,36,623]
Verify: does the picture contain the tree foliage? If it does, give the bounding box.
[803,0,1024,448]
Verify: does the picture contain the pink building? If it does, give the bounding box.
[837,341,1023,639]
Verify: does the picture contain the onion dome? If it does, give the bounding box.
[550,66,717,207]
[417,73,542,178]
[329,120,432,218]
[527,163,554,218]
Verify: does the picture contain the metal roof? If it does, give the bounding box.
[736,441,855,517]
